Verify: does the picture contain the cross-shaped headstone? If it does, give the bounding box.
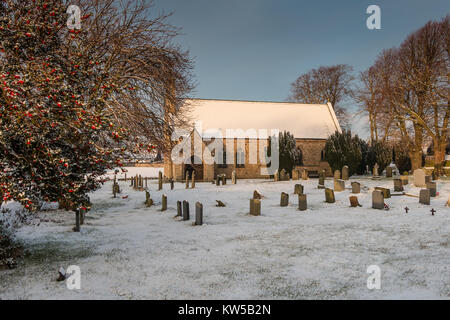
[431,208,436,216]
[404,206,409,213]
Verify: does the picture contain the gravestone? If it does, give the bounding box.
[231,170,236,184]
[351,182,360,194]
[280,192,289,207]
[318,176,325,189]
[274,170,279,182]
[320,169,326,178]
[176,201,182,217]
[342,166,349,180]
[401,175,409,185]
[394,179,404,192]
[215,200,226,207]
[419,189,430,205]
[294,184,304,195]
[349,196,361,207]
[426,182,436,197]
[79,208,85,225]
[216,176,221,186]
[280,169,289,181]
[425,175,432,183]
[413,169,426,187]
[292,169,299,180]
[375,187,391,199]
[301,169,308,180]
[373,163,379,177]
[191,171,196,189]
[195,202,203,226]
[185,172,190,189]
[325,188,335,203]
[372,190,384,209]
[249,199,261,216]
[145,191,153,207]
[334,179,345,192]
[170,179,174,190]
[253,190,263,199]
[298,194,307,211]
[221,174,227,185]
[158,171,163,190]
[161,194,167,211]
[182,200,190,220]
[386,167,393,178]
[74,210,80,232]
[334,170,341,180]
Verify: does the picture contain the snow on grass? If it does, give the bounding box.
[0,176,449,299]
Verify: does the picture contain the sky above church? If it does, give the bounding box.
[152,0,449,136]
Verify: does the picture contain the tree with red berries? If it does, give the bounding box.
[0,0,127,211]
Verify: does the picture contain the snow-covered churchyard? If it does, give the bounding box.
[1,167,449,299]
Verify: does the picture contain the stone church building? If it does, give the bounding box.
[164,99,341,181]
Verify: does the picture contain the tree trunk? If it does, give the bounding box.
[410,150,422,170]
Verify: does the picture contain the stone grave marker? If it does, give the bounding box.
[170,179,174,190]
[342,166,349,180]
[232,170,237,184]
[301,169,308,180]
[419,189,430,205]
[413,169,426,187]
[375,187,391,199]
[292,169,299,180]
[294,184,304,195]
[161,194,167,211]
[158,172,163,191]
[250,199,261,216]
[373,163,379,177]
[298,194,307,211]
[280,192,289,207]
[325,188,335,203]
[394,179,404,192]
[334,179,345,192]
[351,182,360,194]
[349,196,361,207]
[195,202,203,226]
[191,171,196,189]
[318,176,325,189]
[253,190,263,199]
[400,175,409,185]
[334,170,341,180]
[182,200,190,220]
[185,172,190,189]
[176,201,182,217]
[386,167,393,178]
[221,174,227,185]
[372,190,384,209]
[74,210,80,232]
[426,182,436,197]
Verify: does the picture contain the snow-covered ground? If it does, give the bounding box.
[0,174,449,299]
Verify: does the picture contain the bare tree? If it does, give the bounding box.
[70,0,194,175]
[288,64,354,127]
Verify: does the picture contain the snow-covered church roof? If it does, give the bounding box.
[183,99,341,139]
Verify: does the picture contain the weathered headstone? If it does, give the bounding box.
[215,200,226,207]
[318,176,325,189]
[191,171,196,189]
[419,189,430,205]
[394,179,404,192]
[74,210,80,232]
[351,182,360,194]
[386,167,393,178]
[274,170,279,181]
[372,190,384,209]
[294,184,304,195]
[334,179,345,192]
[158,171,163,190]
[182,200,190,220]
[195,202,203,226]
[80,208,86,225]
[325,188,335,203]
[231,170,236,184]
[334,170,341,180]
[292,169,299,180]
[176,201,182,216]
[298,194,307,211]
[413,169,426,187]
[249,199,261,216]
[170,179,174,190]
[425,175,432,183]
[280,169,289,181]
[373,163,379,177]
[221,174,227,185]
[216,176,221,186]
[342,166,349,180]
[426,182,436,197]
[401,175,409,185]
[161,194,167,211]
[185,172,190,189]
[253,190,263,199]
[145,191,153,207]
[280,192,289,207]
[349,196,361,207]
[375,187,391,199]
[301,169,308,180]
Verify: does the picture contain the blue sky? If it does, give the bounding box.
[151,0,449,136]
